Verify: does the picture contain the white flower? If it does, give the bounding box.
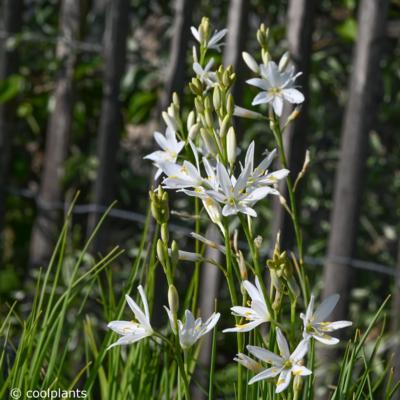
[161,160,203,190]
[207,161,277,218]
[247,329,311,393]
[234,353,263,373]
[164,308,220,350]
[301,294,353,345]
[223,278,270,333]
[191,26,228,52]
[193,59,217,89]
[144,127,184,179]
[243,142,289,189]
[107,286,153,350]
[247,61,304,116]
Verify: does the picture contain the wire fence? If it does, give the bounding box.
[4,185,398,279]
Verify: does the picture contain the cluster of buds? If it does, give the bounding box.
[162,93,183,134]
[196,17,211,49]
[266,233,299,307]
[256,23,270,65]
[191,62,237,168]
[149,186,169,224]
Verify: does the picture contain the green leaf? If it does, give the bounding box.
[0,75,24,103]
[336,18,358,42]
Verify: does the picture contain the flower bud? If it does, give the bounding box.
[162,111,177,132]
[237,250,248,280]
[278,51,290,72]
[242,52,259,73]
[194,97,204,113]
[157,239,166,267]
[227,127,237,166]
[149,186,169,224]
[172,92,180,107]
[219,114,230,138]
[226,94,234,115]
[168,284,179,316]
[213,86,221,110]
[202,197,222,226]
[205,108,213,128]
[254,235,263,249]
[187,110,196,131]
[161,223,169,244]
[170,240,179,268]
[188,123,200,140]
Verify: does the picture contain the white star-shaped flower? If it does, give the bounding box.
[301,294,352,345]
[247,329,311,393]
[247,61,304,116]
[164,308,220,350]
[107,286,153,350]
[144,127,184,179]
[191,26,228,52]
[223,278,270,333]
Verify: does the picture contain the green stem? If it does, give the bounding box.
[238,214,274,319]
[153,332,190,400]
[222,219,244,400]
[192,197,201,313]
[270,115,309,301]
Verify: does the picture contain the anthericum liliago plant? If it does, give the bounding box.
[104,17,395,400]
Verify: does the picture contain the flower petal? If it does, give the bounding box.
[246,345,283,365]
[290,339,309,362]
[276,369,292,393]
[276,328,290,359]
[248,366,282,384]
[252,91,273,106]
[292,365,312,376]
[282,88,305,104]
[314,294,340,322]
[272,96,284,116]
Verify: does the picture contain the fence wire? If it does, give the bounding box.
[4,185,397,278]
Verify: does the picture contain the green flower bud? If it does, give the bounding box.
[161,223,169,244]
[157,239,166,267]
[213,86,221,110]
[188,123,200,140]
[226,94,234,115]
[168,284,179,316]
[219,114,230,138]
[171,240,179,268]
[149,186,169,224]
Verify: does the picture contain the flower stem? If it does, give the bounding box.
[270,115,309,301]
[223,219,244,400]
[238,214,274,320]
